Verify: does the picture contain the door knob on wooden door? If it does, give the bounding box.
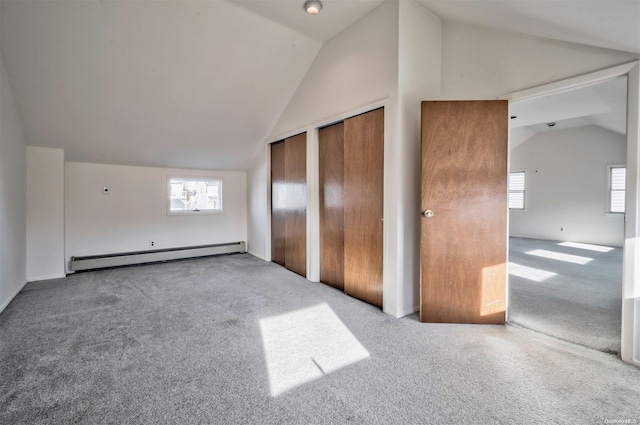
[422,210,434,218]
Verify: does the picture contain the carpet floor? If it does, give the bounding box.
[508,237,622,354]
[1,254,639,424]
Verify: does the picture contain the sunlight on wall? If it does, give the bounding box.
[558,241,615,252]
[259,303,370,397]
[508,262,558,282]
[526,249,593,265]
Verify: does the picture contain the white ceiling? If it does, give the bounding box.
[1,1,322,170]
[509,77,627,149]
[1,0,638,170]
[418,0,640,54]
[228,0,385,43]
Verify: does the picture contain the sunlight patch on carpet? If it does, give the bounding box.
[557,241,614,252]
[525,249,593,265]
[259,303,370,397]
[508,262,557,282]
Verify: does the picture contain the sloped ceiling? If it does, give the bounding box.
[419,0,640,54]
[509,77,627,149]
[1,0,639,171]
[228,0,385,43]
[1,1,322,170]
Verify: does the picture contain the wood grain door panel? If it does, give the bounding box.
[344,108,384,308]
[319,123,345,290]
[284,133,307,277]
[270,140,286,267]
[420,101,507,324]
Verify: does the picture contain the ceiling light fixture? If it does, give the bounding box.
[304,0,323,15]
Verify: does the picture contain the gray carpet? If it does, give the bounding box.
[1,254,639,424]
[508,237,622,354]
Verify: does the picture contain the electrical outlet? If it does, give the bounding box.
[103,186,110,195]
[149,240,156,248]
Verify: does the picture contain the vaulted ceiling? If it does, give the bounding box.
[2,0,638,170]
[419,0,640,54]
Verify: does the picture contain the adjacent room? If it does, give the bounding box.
[507,77,627,354]
[1,1,639,423]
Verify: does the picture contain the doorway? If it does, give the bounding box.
[507,76,628,354]
[417,62,640,366]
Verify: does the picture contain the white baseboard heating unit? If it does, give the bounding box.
[70,241,246,272]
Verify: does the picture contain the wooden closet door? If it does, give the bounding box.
[270,141,286,267]
[343,108,384,307]
[284,133,307,277]
[319,123,345,290]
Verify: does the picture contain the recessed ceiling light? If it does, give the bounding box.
[304,0,322,15]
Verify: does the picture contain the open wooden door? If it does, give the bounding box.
[420,101,508,324]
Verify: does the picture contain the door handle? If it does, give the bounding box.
[422,210,434,218]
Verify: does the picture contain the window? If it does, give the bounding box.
[509,171,525,210]
[168,177,222,214]
[609,166,625,213]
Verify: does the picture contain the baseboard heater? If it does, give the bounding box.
[70,241,246,272]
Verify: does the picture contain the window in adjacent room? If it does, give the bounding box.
[168,177,222,214]
[609,165,626,213]
[509,171,526,210]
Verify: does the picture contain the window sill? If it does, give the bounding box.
[168,210,223,216]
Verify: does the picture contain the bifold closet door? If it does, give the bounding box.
[319,122,345,290]
[344,108,384,308]
[270,141,286,267]
[284,133,307,277]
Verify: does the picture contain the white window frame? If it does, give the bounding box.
[509,171,526,210]
[608,164,626,214]
[167,176,223,216]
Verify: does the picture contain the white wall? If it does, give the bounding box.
[395,0,441,316]
[441,21,639,99]
[251,0,400,261]
[247,146,267,260]
[510,126,626,246]
[27,147,65,281]
[258,1,403,313]
[0,48,27,312]
[269,1,400,138]
[65,162,247,271]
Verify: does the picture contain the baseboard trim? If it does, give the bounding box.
[248,251,267,261]
[71,242,245,271]
[396,305,420,319]
[27,273,66,283]
[0,279,28,315]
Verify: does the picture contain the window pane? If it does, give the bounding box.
[611,190,625,213]
[509,171,525,209]
[509,172,525,191]
[611,167,626,190]
[169,178,222,212]
[509,192,524,209]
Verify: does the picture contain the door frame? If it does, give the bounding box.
[502,61,640,366]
